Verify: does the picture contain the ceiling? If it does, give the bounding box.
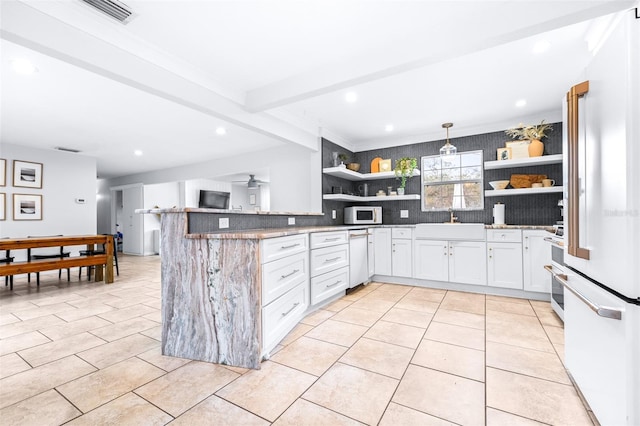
[1,0,636,179]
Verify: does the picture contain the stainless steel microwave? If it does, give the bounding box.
[344,206,382,224]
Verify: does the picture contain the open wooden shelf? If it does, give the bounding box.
[322,167,420,181]
[323,193,421,202]
[485,186,564,197]
[484,154,562,170]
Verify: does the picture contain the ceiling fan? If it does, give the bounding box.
[232,174,269,188]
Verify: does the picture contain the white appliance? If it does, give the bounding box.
[557,9,639,426]
[348,229,371,288]
[344,206,382,225]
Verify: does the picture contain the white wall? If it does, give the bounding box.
[143,182,180,255]
[184,179,232,208]
[0,143,97,259]
[102,143,322,213]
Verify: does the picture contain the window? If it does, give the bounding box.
[421,150,484,211]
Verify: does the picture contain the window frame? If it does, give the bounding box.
[420,150,485,212]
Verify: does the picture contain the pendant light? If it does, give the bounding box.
[439,122,457,157]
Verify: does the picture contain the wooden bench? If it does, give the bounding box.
[0,235,114,290]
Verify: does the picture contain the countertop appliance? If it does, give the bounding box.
[348,229,371,288]
[344,206,382,225]
[555,9,639,425]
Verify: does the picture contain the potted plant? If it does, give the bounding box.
[394,157,418,195]
[505,120,553,157]
[337,153,348,167]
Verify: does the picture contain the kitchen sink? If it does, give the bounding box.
[415,223,486,240]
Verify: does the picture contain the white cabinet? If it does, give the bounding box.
[523,230,551,293]
[260,234,309,354]
[414,239,449,281]
[486,229,522,289]
[392,238,412,278]
[449,241,487,286]
[414,238,486,285]
[391,228,412,278]
[373,228,392,275]
[310,244,349,277]
[309,231,349,306]
[487,242,523,289]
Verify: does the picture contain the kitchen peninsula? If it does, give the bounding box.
[144,207,556,370]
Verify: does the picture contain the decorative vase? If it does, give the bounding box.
[528,139,544,157]
[397,187,405,196]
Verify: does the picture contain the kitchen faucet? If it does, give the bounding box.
[448,208,458,224]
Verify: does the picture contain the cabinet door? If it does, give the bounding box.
[487,242,523,289]
[374,228,392,275]
[367,231,375,278]
[449,241,487,285]
[392,239,412,278]
[413,239,449,281]
[523,230,551,293]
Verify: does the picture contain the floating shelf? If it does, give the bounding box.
[322,167,420,181]
[323,193,421,202]
[484,154,563,170]
[485,186,564,197]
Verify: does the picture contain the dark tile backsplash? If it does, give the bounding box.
[190,123,564,233]
[322,122,564,226]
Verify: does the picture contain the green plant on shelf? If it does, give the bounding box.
[394,157,418,189]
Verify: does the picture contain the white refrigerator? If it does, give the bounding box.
[561,8,639,426]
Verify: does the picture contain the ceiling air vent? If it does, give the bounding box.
[80,0,133,23]
[55,147,82,153]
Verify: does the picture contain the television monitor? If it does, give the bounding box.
[198,190,230,209]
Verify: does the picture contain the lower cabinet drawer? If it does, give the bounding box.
[310,266,349,306]
[263,282,308,352]
[262,252,308,306]
[310,244,349,277]
[487,229,522,243]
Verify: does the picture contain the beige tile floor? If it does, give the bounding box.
[0,255,596,425]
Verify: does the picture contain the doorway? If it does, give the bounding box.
[111,184,144,256]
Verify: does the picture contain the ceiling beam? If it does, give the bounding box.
[244,0,637,112]
[1,1,319,151]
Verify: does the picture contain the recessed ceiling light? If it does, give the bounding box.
[345,92,358,103]
[216,127,226,135]
[533,40,551,54]
[11,58,37,75]
[134,150,143,156]
[385,124,394,132]
[515,99,527,108]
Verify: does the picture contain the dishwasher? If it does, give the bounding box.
[349,229,371,288]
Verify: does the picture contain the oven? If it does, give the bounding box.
[544,232,565,321]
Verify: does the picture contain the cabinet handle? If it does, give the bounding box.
[326,280,342,288]
[281,243,300,249]
[324,237,341,242]
[281,302,300,317]
[280,269,300,279]
[324,257,341,263]
[544,265,621,320]
[567,80,591,260]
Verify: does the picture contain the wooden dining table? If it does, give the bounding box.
[0,234,115,286]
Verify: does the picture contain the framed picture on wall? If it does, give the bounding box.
[13,193,42,220]
[0,159,6,186]
[0,193,5,221]
[13,160,43,189]
[497,147,512,161]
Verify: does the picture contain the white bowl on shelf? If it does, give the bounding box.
[489,180,510,190]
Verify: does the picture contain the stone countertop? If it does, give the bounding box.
[485,224,556,232]
[188,224,555,240]
[136,207,324,216]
